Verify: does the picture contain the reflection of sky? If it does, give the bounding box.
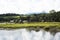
[0,29,60,40]
[0,0,60,14]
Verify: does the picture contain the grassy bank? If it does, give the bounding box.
[0,22,60,33]
[0,22,59,27]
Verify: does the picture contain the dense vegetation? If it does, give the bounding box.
[0,10,60,23]
[0,10,59,33]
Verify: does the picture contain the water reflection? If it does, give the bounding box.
[0,29,60,40]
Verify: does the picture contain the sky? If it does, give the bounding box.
[0,0,60,14]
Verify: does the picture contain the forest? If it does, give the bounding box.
[0,10,60,23]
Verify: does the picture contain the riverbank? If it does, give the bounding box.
[0,22,59,27]
[0,22,60,33]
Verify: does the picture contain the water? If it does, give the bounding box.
[0,28,60,40]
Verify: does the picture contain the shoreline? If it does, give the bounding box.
[0,26,60,33]
[0,22,59,34]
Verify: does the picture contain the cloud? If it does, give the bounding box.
[0,0,60,14]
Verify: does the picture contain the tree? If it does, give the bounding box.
[49,10,56,13]
[27,15,31,22]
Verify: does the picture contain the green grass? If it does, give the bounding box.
[0,22,60,28]
[0,22,60,33]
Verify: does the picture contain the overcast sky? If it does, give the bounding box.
[0,0,60,14]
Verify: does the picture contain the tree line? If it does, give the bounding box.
[0,10,60,23]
